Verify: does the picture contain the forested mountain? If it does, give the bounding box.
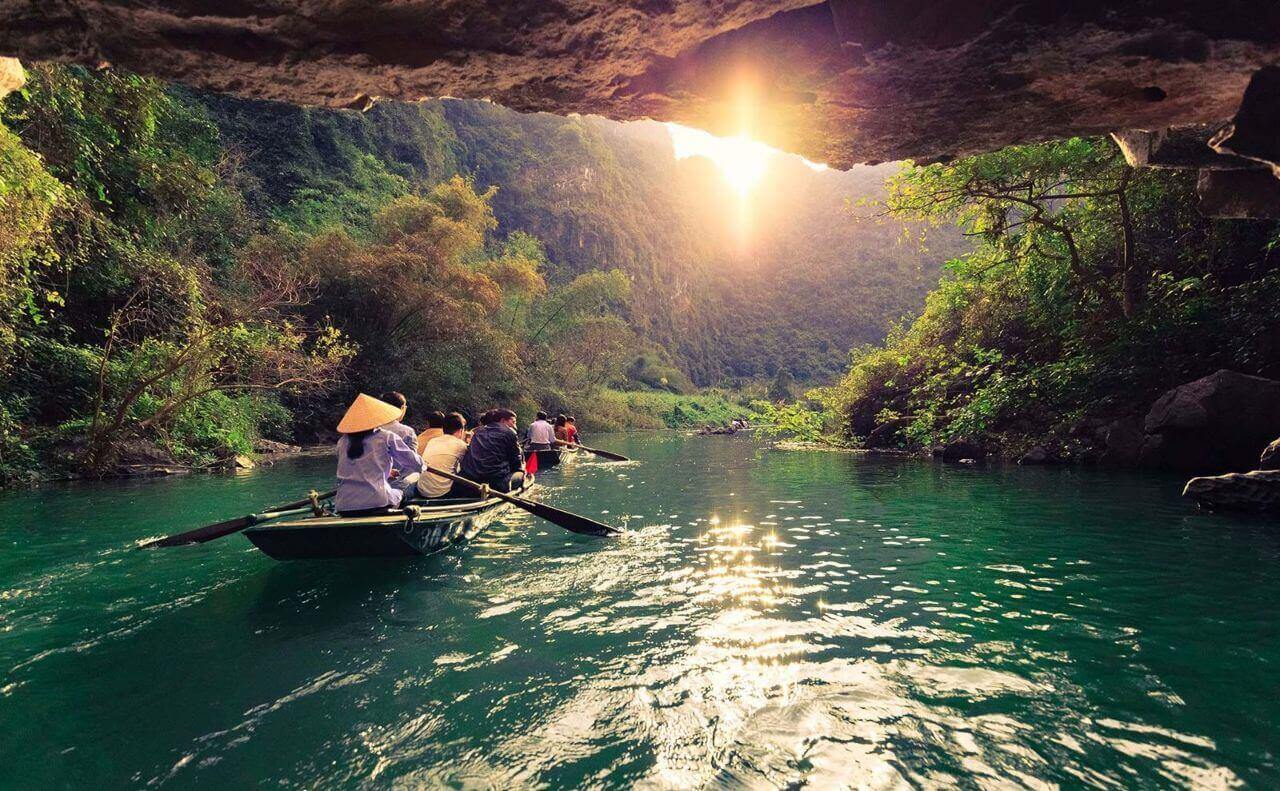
[0,63,953,482]
[196,92,957,385]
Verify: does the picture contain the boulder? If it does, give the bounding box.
[111,439,185,477]
[253,438,302,454]
[1196,168,1280,219]
[233,454,255,469]
[940,440,985,463]
[0,57,23,100]
[1099,418,1146,465]
[1141,370,1280,472]
[115,439,174,466]
[1068,417,1109,438]
[1183,470,1280,513]
[1262,438,1280,470]
[1018,446,1054,465]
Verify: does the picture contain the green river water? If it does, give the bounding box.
[2,432,1278,788]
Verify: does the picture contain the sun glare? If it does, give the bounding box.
[666,124,770,197]
[665,123,827,198]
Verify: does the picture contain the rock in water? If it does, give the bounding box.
[940,440,985,463]
[1261,438,1280,470]
[1019,446,1053,465]
[1183,470,1280,513]
[253,439,302,454]
[1142,370,1280,472]
[1100,418,1146,465]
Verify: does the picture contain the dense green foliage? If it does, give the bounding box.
[0,63,944,482]
[0,66,355,481]
[820,137,1280,458]
[196,93,952,386]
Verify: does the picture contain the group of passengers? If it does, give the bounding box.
[332,392,578,517]
[524,411,579,452]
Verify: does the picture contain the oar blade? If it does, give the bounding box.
[423,465,623,536]
[578,445,629,462]
[138,490,335,550]
[521,500,622,536]
[139,515,255,548]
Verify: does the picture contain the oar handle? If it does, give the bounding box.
[423,466,516,503]
[269,489,337,514]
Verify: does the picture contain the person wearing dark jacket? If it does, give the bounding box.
[452,407,525,496]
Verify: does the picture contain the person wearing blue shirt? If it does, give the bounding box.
[452,407,525,496]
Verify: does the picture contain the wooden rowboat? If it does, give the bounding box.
[243,477,535,560]
[524,446,580,469]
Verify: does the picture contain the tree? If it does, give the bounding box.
[767,368,796,401]
[84,242,352,470]
[882,138,1154,318]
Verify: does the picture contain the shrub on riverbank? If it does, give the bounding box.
[823,137,1280,460]
[570,388,754,432]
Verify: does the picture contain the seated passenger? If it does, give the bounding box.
[378,391,416,446]
[416,412,469,499]
[416,410,447,455]
[451,408,525,497]
[553,414,570,443]
[334,393,424,516]
[565,416,580,445]
[377,391,421,493]
[526,410,555,452]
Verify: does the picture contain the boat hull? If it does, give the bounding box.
[243,481,531,560]
[526,448,562,468]
[525,447,580,469]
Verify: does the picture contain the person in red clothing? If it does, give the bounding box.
[565,416,580,445]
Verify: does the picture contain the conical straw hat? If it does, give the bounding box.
[337,393,404,433]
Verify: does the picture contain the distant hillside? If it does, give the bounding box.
[194,91,965,385]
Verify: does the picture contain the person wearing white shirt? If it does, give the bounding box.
[416,412,470,499]
[526,411,557,451]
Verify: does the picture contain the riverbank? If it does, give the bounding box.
[575,388,756,432]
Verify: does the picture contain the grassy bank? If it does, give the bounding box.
[570,388,756,432]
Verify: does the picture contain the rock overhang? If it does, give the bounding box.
[3,1,1280,213]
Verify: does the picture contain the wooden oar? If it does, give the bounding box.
[138,490,336,548]
[560,442,629,462]
[424,466,622,536]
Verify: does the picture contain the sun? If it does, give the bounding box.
[665,123,828,198]
[665,123,773,198]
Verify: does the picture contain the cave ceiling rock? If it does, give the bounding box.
[2,0,1280,213]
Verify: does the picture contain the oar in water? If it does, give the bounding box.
[562,442,629,462]
[424,466,622,537]
[138,490,336,548]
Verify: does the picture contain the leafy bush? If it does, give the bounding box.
[571,388,753,431]
[752,399,829,443]
[825,137,1280,455]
